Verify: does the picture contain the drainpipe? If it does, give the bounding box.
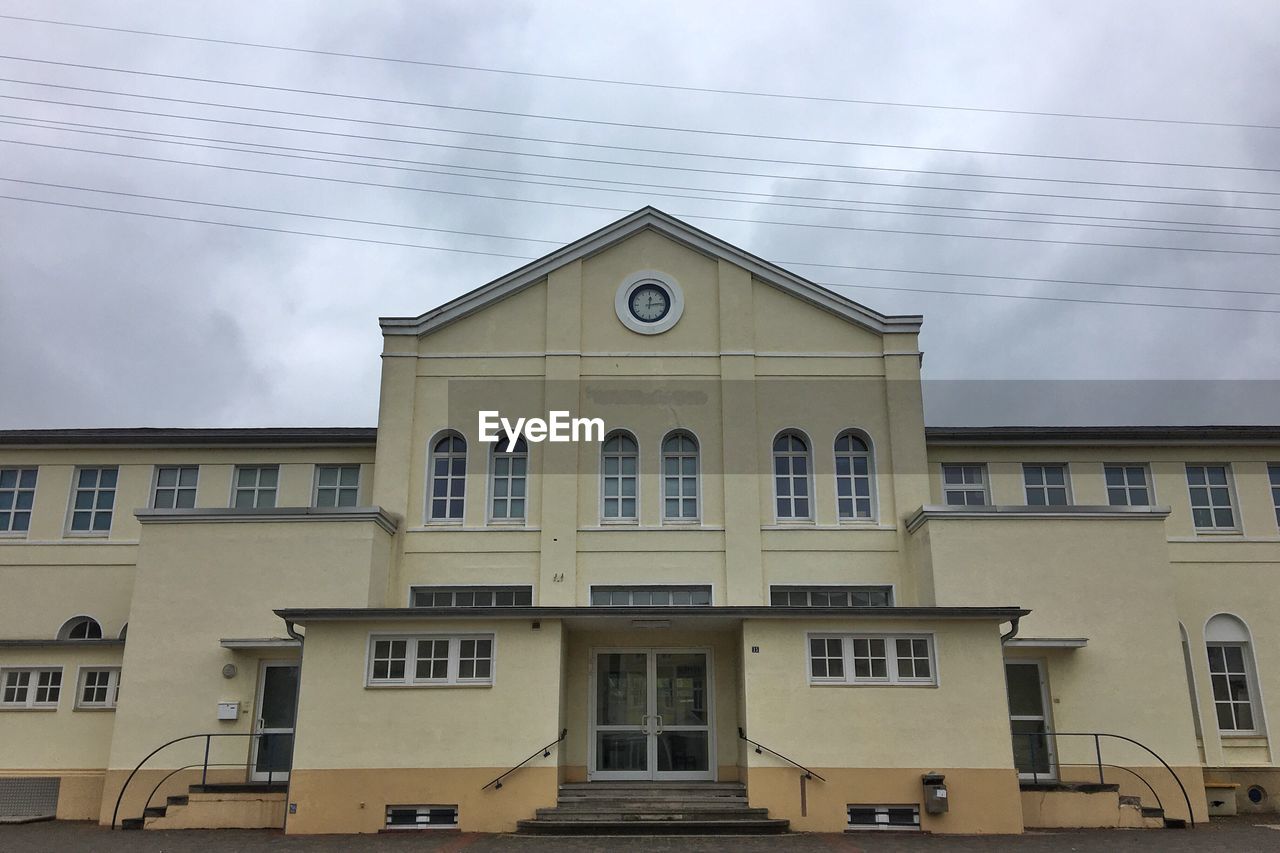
[1000,616,1021,644]
[284,620,304,643]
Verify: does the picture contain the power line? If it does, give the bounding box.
[3,53,1278,174]
[6,81,1279,213]
[8,174,1278,299]
[9,136,1280,257]
[8,115,1277,239]
[2,13,1275,132]
[4,192,1277,315]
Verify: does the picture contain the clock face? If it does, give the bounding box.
[629,283,670,322]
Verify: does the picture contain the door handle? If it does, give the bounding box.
[654,715,664,734]
[641,714,651,733]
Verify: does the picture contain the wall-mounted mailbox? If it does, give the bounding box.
[922,772,948,815]
[216,701,239,721]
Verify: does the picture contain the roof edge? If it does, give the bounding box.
[275,605,1028,622]
[0,427,377,447]
[925,425,1280,445]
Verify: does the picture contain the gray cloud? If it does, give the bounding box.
[0,0,1277,428]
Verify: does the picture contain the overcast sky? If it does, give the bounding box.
[1,1,1278,429]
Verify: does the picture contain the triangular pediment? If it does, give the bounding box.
[380,207,922,337]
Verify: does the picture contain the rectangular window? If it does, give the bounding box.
[385,804,459,829]
[489,451,527,521]
[1207,643,1256,732]
[807,635,936,686]
[1,667,62,708]
[770,585,894,607]
[1105,465,1151,506]
[0,467,37,533]
[232,466,278,509]
[1186,465,1236,530]
[589,585,713,606]
[76,667,121,709]
[367,635,494,686]
[69,467,117,533]
[1023,464,1070,506]
[941,464,987,506]
[847,805,921,831]
[314,465,360,508]
[153,466,198,509]
[411,586,533,607]
[1269,464,1280,527]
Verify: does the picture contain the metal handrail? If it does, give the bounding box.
[110,732,278,829]
[1013,730,1193,827]
[482,729,567,791]
[738,727,827,782]
[143,762,246,816]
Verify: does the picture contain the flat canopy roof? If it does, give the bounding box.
[276,605,1029,623]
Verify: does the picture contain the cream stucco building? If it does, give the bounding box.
[1,209,1276,835]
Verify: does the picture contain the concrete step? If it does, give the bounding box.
[549,800,753,812]
[166,795,189,807]
[142,806,167,818]
[560,782,744,792]
[536,807,773,821]
[517,818,790,835]
[556,796,749,806]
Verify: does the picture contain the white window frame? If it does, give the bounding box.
[1186,464,1239,532]
[67,466,118,535]
[365,634,495,687]
[0,466,37,535]
[771,585,894,607]
[1022,463,1072,506]
[1268,463,1280,529]
[1104,463,1154,507]
[941,463,988,506]
[488,438,528,523]
[1207,641,1259,734]
[600,431,639,523]
[231,465,278,509]
[588,584,713,606]
[152,464,199,510]
[314,464,361,508]
[660,431,700,523]
[58,615,103,641]
[75,666,121,709]
[1,666,63,709]
[772,430,814,522]
[806,634,937,686]
[409,585,533,607]
[426,432,467,522]
[834,430,876,522]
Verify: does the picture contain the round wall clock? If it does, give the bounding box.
[615,270,684,334]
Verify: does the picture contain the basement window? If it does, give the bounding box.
[847,804,921,831]
[385,804,458,829]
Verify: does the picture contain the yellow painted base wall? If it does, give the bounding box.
[746,766,1023,834]
[286,767,557,833]
[1205,766,1280,814]
[0,770,104,820]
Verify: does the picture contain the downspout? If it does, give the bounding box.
[281,618,304,833]
[1000,616,1021,644]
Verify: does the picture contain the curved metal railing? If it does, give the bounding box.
[1014,730,1194,827]
[110,732,277,829]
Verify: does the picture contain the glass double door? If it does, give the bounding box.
[593,649,713,781]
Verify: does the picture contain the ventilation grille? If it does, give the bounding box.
[0,777,60,818]
[847,804,921,831]
[385,804,458,829]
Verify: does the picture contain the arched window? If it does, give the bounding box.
[490,436,528,521]
[835,431,875,520]
[773,431,812,520]
[1205,614,1261,733]
[662,431,699,521]
[428,432,467,521]
[58,615,102,641]
[601,431,638,521]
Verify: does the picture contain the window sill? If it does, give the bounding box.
[73,706,117,712]
[0,706,59,711]
[1220,733,1267,743]
[364,682,494,690]
[64,532,111,539]
[808,681,937,689]
[1192,529,1244,537]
